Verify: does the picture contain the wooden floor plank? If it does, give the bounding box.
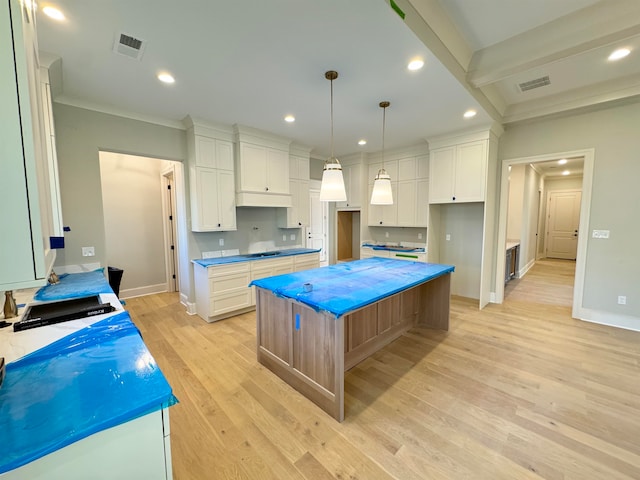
[124,259,640,479]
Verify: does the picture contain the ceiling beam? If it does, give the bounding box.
[389,0,504,121]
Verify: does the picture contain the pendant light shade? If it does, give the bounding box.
[319,70,347,202]
[370,101,393,205]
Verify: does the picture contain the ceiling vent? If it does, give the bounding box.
[112,32,146,61]
[518,75,550,93]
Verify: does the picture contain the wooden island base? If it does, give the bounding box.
[255,273,451,421]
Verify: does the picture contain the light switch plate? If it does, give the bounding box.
[82,246,95,257]
[592,230,610,239]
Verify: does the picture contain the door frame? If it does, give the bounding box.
[308,180,329,265]
[161,166,179,292]
[495,148,594,320]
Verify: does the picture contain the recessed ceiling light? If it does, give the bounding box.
[284,115,295,123]
[157,72,175,84]
[358,139,367,146]
[42,6,65,20]
[407,59,424,71]
[608,48,630,61]
[558,159,568,165]
[562,170,570,176]
[463,109,477,118]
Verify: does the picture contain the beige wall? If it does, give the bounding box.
[499,100,640,323]
[52,103,189,294]
[506,164,525,240]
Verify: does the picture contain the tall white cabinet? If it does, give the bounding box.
[427,128,501,308]
[1,0,63,290]
[184,118,237,232]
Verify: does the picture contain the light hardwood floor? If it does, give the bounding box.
[126,261,640,479]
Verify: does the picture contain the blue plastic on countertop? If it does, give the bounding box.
[0,311,177,474]
[33,269,113,302]
[192,248,321,267]
[249,257,454,318]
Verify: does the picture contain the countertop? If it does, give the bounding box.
[0,270,176,474]
[192,247,320,267]
[250,257,454,318]
[506,241,520,251]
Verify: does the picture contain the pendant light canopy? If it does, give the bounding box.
[370,101,393,205]
[319,70,347,202]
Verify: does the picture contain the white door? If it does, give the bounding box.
[546,190,581,259]
[162,170,178,292]
[307,183,328,265]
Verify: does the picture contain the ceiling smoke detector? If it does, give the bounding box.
[518,75,551,93]
[113,32,146,60]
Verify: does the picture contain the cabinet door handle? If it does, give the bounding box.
[379,221,383,225]
[265,186,269,191]
[452,196,456,201]
[217,223,221,227]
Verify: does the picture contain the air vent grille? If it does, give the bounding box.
[518,75,550,92]
[112,32,146,60]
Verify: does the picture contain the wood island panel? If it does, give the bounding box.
[255,271,452,422]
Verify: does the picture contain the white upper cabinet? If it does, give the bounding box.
[428,136,488,204]
[366,149,428,227]
[1,0,61,290]
[234,125,292,207]
[184,117,237,232]
[278,148,312,228]
[336,162,363,210]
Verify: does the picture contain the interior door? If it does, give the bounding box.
[546,190,581,259]
[307,185,328,265]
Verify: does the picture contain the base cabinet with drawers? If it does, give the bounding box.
[359,248,426,262]
[194,252,320,322]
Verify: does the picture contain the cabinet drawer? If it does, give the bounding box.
[250,256,293,272]
[209,272,251,294]
[293,253,319,265]
[390,252,425,262]
[208,262,250,278]
[294,261,319,272]
[210,290,252,316]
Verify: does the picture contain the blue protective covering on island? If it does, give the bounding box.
[0,311,177,474]
[249,257,454,318]
[33,269,113,302]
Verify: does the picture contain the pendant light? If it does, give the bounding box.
[370,101,393,205]
[319,70,347,202]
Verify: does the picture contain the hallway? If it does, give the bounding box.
[504,258,576,307]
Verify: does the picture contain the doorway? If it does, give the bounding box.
[99,152,184,298]
[496,148,594,319]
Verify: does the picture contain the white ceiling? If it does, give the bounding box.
[36,0,640,160]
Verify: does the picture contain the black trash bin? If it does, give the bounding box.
[108,266,124,297]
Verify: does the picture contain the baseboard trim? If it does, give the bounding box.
[575,307,640,332]
[120,283,168,300]
[518,258,535,278]
[180,293,197,315]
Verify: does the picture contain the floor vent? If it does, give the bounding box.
[518,75,550,92]
[113,32,146,60]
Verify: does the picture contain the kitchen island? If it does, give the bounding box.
[250,257,454,421]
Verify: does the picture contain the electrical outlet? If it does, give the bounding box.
[446,234,451,241]
[592,230,610,239]
[618,296,627,305]
[290,234,296,240]
[418,233,423,240]
[283,234,287,241]
[219,238,224,246]
[82,246,95,257]
[385,232,389,238]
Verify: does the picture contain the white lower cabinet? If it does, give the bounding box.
[194,262,252,322]
[194,252,320,322]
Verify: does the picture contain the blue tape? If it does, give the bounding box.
[295,313,300,330]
